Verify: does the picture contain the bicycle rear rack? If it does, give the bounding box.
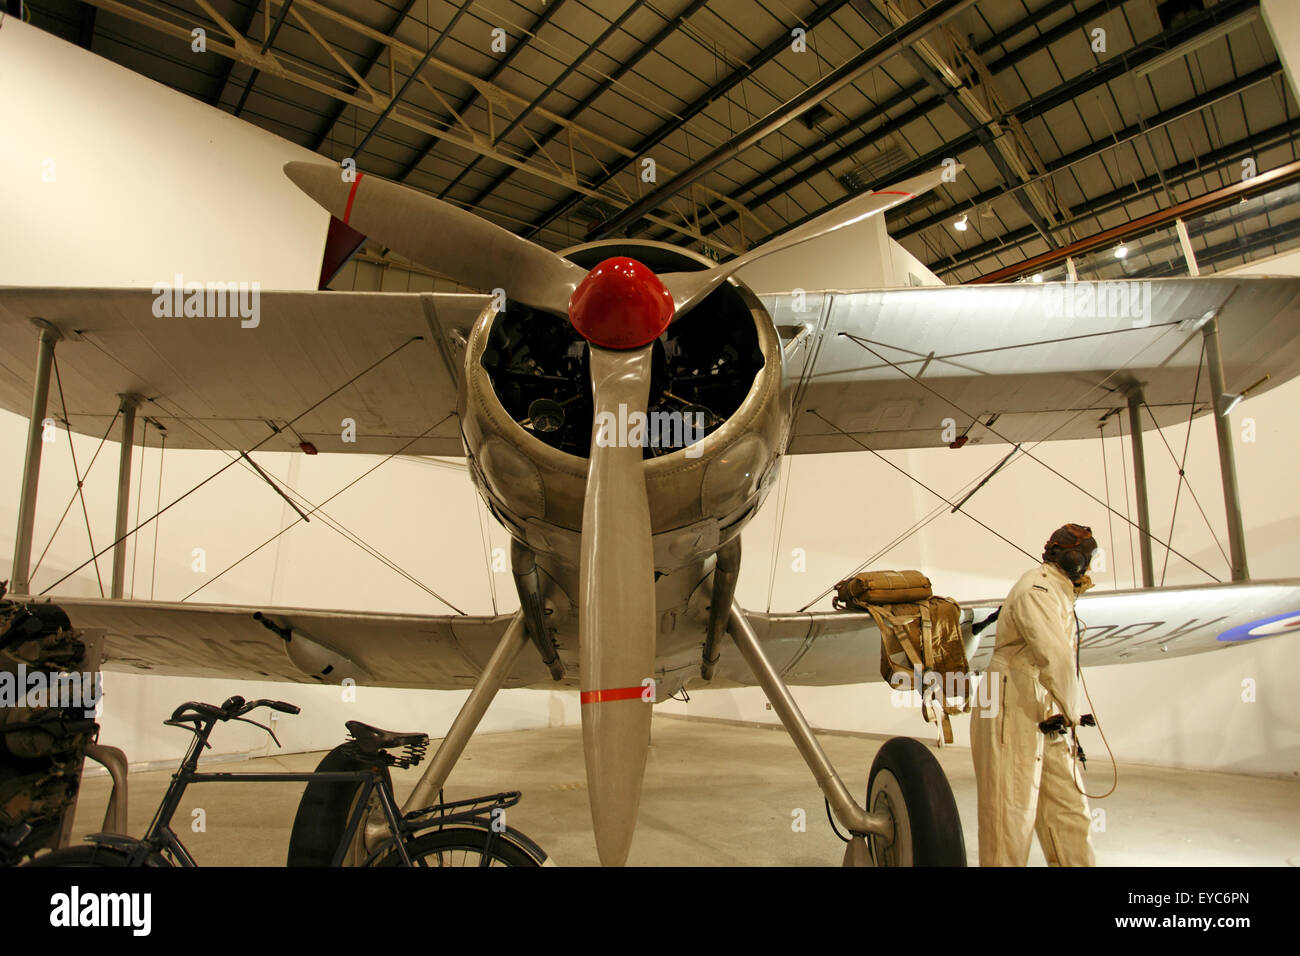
[404,790,521,829]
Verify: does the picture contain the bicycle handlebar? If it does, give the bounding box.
[169,696,301,725]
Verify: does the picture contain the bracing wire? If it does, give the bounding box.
[41,334,426,594]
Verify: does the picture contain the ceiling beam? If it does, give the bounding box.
[464,0,710,215]
[66,0,745,250]
[523,0,858,241]
[310,0,421,151]
[972,157,1300,282]
[692,0,1260,255]
[587,0,979,240]
[646,0,1240,246]
[350,0,474,159]
[438,0,647,201]
[231,0,296,117]
[938,118,1300,277]
[892,63,1282,242]
[76,0,97,49]
[394,0,571,182]
[850,0,1059,247]
[209,0,260,107]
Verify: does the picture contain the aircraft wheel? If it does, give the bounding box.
[865,736,965,867]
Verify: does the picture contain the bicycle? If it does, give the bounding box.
[24,695,548,867]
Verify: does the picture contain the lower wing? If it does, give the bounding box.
[27,579,1300,690]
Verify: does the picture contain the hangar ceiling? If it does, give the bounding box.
[19,0,1300,283]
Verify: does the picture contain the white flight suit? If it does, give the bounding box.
[970,562,1095,866]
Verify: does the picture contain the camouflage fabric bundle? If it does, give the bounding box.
[0,584,98,866]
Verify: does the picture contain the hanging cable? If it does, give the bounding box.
[799,314,1193,608]
[31,407,118,585]
[77,331,457,605]
[1071,614,1118,801]
[798,312,1189,609]
[141,396,459,611]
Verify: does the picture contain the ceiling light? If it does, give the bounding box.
[1032,273,1043,283]
[1114,244,1129,259]
[953,214,968,232]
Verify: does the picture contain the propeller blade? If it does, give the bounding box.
[284,161,587,316]
[579,343,656,866]
[660,164,961,320]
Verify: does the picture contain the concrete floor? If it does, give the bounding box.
[64,715,1300,866]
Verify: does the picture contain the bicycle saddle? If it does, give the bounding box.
[345,721,429,753]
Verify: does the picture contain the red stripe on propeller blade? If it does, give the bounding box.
[580,686,649,704]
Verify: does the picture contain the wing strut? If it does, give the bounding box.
[1124,386,1155,588]
[1202,313,1250,580]
[10,319,61,597]
[110,394,142,599]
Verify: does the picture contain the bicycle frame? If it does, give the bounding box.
[86,708,531,867]
[109,714,416,867]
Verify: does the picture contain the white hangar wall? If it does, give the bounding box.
[0,19,577,767]
[2,19,1298,782]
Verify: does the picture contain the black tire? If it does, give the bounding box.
[287,744,391,866]
[374,826,542,867]
[866,736,966,867]
[22,845,135,867]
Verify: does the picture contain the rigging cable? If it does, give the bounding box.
[809,412,1039,563]
[41,335,426,593]
[838,332,1220,581]
[30,355,119,592]
[799,316,1188,608]
[182,414,461,610]
[73,333,440,605]
[473,487,499,616]
[764,455,795,613]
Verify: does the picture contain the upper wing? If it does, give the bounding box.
[43,597,558,690]
[0,289,487,456]
[707,579,1300,686]
[771,277,1300,453]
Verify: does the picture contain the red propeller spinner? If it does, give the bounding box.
[567,257,674,350]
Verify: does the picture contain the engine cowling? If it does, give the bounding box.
[458,240,785,576]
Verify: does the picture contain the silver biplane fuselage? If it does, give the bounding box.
[459,239,786,700]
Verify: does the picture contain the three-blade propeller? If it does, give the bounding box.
[284,159,947,864]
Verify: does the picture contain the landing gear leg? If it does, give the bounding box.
[727,603,965,866]
[363,614,530,849]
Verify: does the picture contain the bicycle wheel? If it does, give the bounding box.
[376,826,542,867]
[22,845,135,867]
